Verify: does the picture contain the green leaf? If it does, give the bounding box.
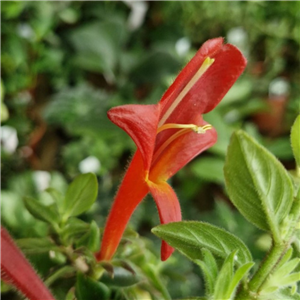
[60,217,89,243]
[226,262,254,299]
[76,273,110,300]
[202,248,218,280]
[195,260,215,295]
[75,220,100,252]
[261,248,300,294]
[191,157,225,184]
[291,115,300,168]
[152,221,252,265]
[195,249,219,296]
[224,130,294,239]
[62,173,98,219]
[23,196,60,227]
[261,288,300,300]
[45,187,64,213]
[100,266,141,287]
[213,250,236,299]
[45,266,75,286]
[16,237,59,254]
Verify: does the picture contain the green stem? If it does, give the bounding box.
[236,243,287,300]
[236,197,300,300]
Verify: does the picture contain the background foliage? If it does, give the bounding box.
[1,1,299,299]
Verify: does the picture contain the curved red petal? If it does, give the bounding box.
[147,181,181,261]
[159,37,224,110]
[1,227,55,300]
[155,40,246,153]
[176,43,247,117]
[150,118,217,182]
[163,43,247,125]
[107,104,161,171]
[96,151,149,261]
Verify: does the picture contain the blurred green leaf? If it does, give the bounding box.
[265,137,294,160]
[191,157,224,184]
[204,109,234,156]
[24,196,60,227]
[1,80,9,122]
[16,237,59,254]
[60,217,89,243]
[130,50,181,84]
[220,78,252,107]
[76,272,110,300]
[291,115,300,168]
[224,130,294,239]
[45,188,64,213]
[152,221,252,265]
[45,266,76,287]
[75,220,100,252]
[100,266,141,287]
[62,173,98,219]
[69,20,127,80]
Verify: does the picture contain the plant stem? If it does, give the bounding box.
[236,197,300,300]
[236,243,286,300]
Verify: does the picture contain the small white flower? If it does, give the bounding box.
[1,126,18,154]
[33,171,51,191]
[175,37,191,57]
[79,156,101,174]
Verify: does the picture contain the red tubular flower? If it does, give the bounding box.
[95,37,247,261]
[1,227,55,300]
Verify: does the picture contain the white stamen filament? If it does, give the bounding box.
[158,57,215,127]
[152,124,212,164]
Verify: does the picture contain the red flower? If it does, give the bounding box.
[95,37,247,261]
[1,227,55,300]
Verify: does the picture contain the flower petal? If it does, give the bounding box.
[159,37,224,110]
[147,181,181,261]
[107,104,161,171]
[96,150,149,261]
[150,117,217,182]
[1,227,55,300]
[159,39,247,127]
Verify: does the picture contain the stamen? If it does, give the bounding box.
[153,124,212,163]
[157,123,199,134]
[158,57,215,127]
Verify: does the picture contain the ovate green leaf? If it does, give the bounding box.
[152,221,252,265]
[62,173,98,219]
[224,130,294,237]
[24,196,59,227]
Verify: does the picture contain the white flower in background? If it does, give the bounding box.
[227,27,249,58]
[79,156,101,174]
[33,171,51,191]
[124,0,148,31]
[269,77,290,99]
[175,37,191,57]
[17,23,35,40]
[1,126,18,154]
